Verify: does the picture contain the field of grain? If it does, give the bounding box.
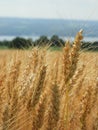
[0,31,98,130]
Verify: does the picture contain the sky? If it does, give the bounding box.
[0,0,98,20]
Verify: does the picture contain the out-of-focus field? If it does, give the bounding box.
[0,30,98,130]
[0,49,98,78]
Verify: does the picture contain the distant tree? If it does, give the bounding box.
[81,41,98,51]
[50,35,64,46]
[27,38,33,46]
[81,41,91,50]
[10,37,31,49]
[34,36,49,46]
[90,41,98,51]
[0,40,11,48]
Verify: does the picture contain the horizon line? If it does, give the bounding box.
[0,16,98,22]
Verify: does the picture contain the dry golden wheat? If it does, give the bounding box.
[0,30,98,130]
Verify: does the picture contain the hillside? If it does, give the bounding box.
[0,17,98,37]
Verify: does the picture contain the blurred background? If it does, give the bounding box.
[0,0,98,48]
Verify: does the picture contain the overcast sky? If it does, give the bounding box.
[0,0,98,20]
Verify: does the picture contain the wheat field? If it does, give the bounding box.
[0,30,98,130]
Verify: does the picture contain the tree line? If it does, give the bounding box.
[0,35,98,51]
[0,35,64,49]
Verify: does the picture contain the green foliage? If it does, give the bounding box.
[10,37,32,49]
[81,41,98,51]
[50,35,64,47]
[49,46,63,51]
[34,36,49,46]
[0,35,98,51]
[0,40,11,48]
